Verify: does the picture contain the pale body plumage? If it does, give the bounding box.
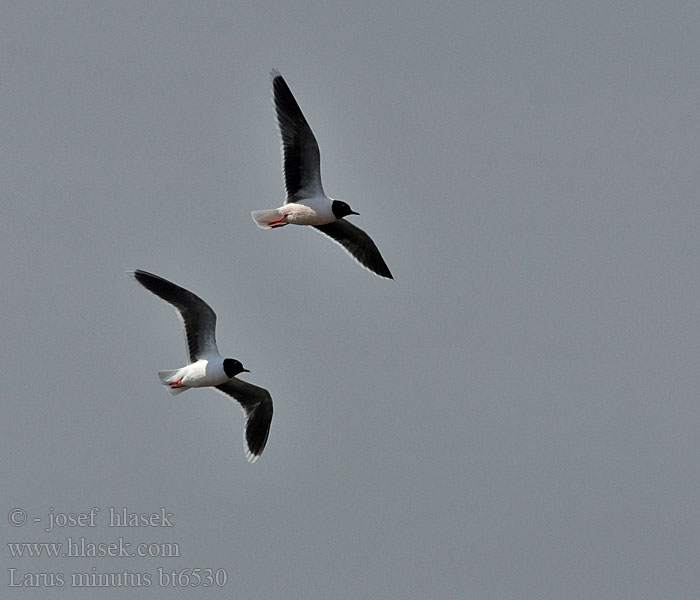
[254,197,337,228]
[159,355,233,390]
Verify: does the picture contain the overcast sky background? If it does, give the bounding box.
[2,1,699,598]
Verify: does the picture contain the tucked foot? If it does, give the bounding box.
[168,377,184,389]
[267,215,288,227]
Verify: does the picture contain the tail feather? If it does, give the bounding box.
[251,209,281,229]
[157,369,189,395]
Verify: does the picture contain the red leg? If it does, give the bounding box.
[168,377,184,389]
[267,214,287,227]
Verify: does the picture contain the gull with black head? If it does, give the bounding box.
[252,69,393,279]
[128,269,273,463]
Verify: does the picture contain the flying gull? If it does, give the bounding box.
[128,269,273,462]
[251,70,393,279]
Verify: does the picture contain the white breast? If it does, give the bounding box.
[283,198,335,225]
[181,358,229,388]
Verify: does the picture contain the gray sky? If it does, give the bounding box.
[2,1,699,598]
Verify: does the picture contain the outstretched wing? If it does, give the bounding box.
[271,70,324,199]
[216,378,274,463]
[130,269,218,362]
[314,220,393,279]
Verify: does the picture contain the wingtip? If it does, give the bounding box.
[245,449,261,464]
[367,248,393,279]
[374,268,393,280]
[125,268,145,282]
[244,426,270,463]
[270,68,281,81]
[127,269,152,284]
[244,431,263,463]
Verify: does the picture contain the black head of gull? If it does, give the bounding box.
[331,200,360,219]
[223,358,249,378]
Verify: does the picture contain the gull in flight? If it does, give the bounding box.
[128,269,273,462]
[252,70,393,279]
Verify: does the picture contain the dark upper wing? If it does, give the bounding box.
[313,220,393,279]
[271,70,324,199]
[130,270,218,362]
[216,378,274,463]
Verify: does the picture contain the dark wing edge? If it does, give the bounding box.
[270,69,323,198]
[127,269,218,362]
[313,221,393,279]
[216,378,274,463]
